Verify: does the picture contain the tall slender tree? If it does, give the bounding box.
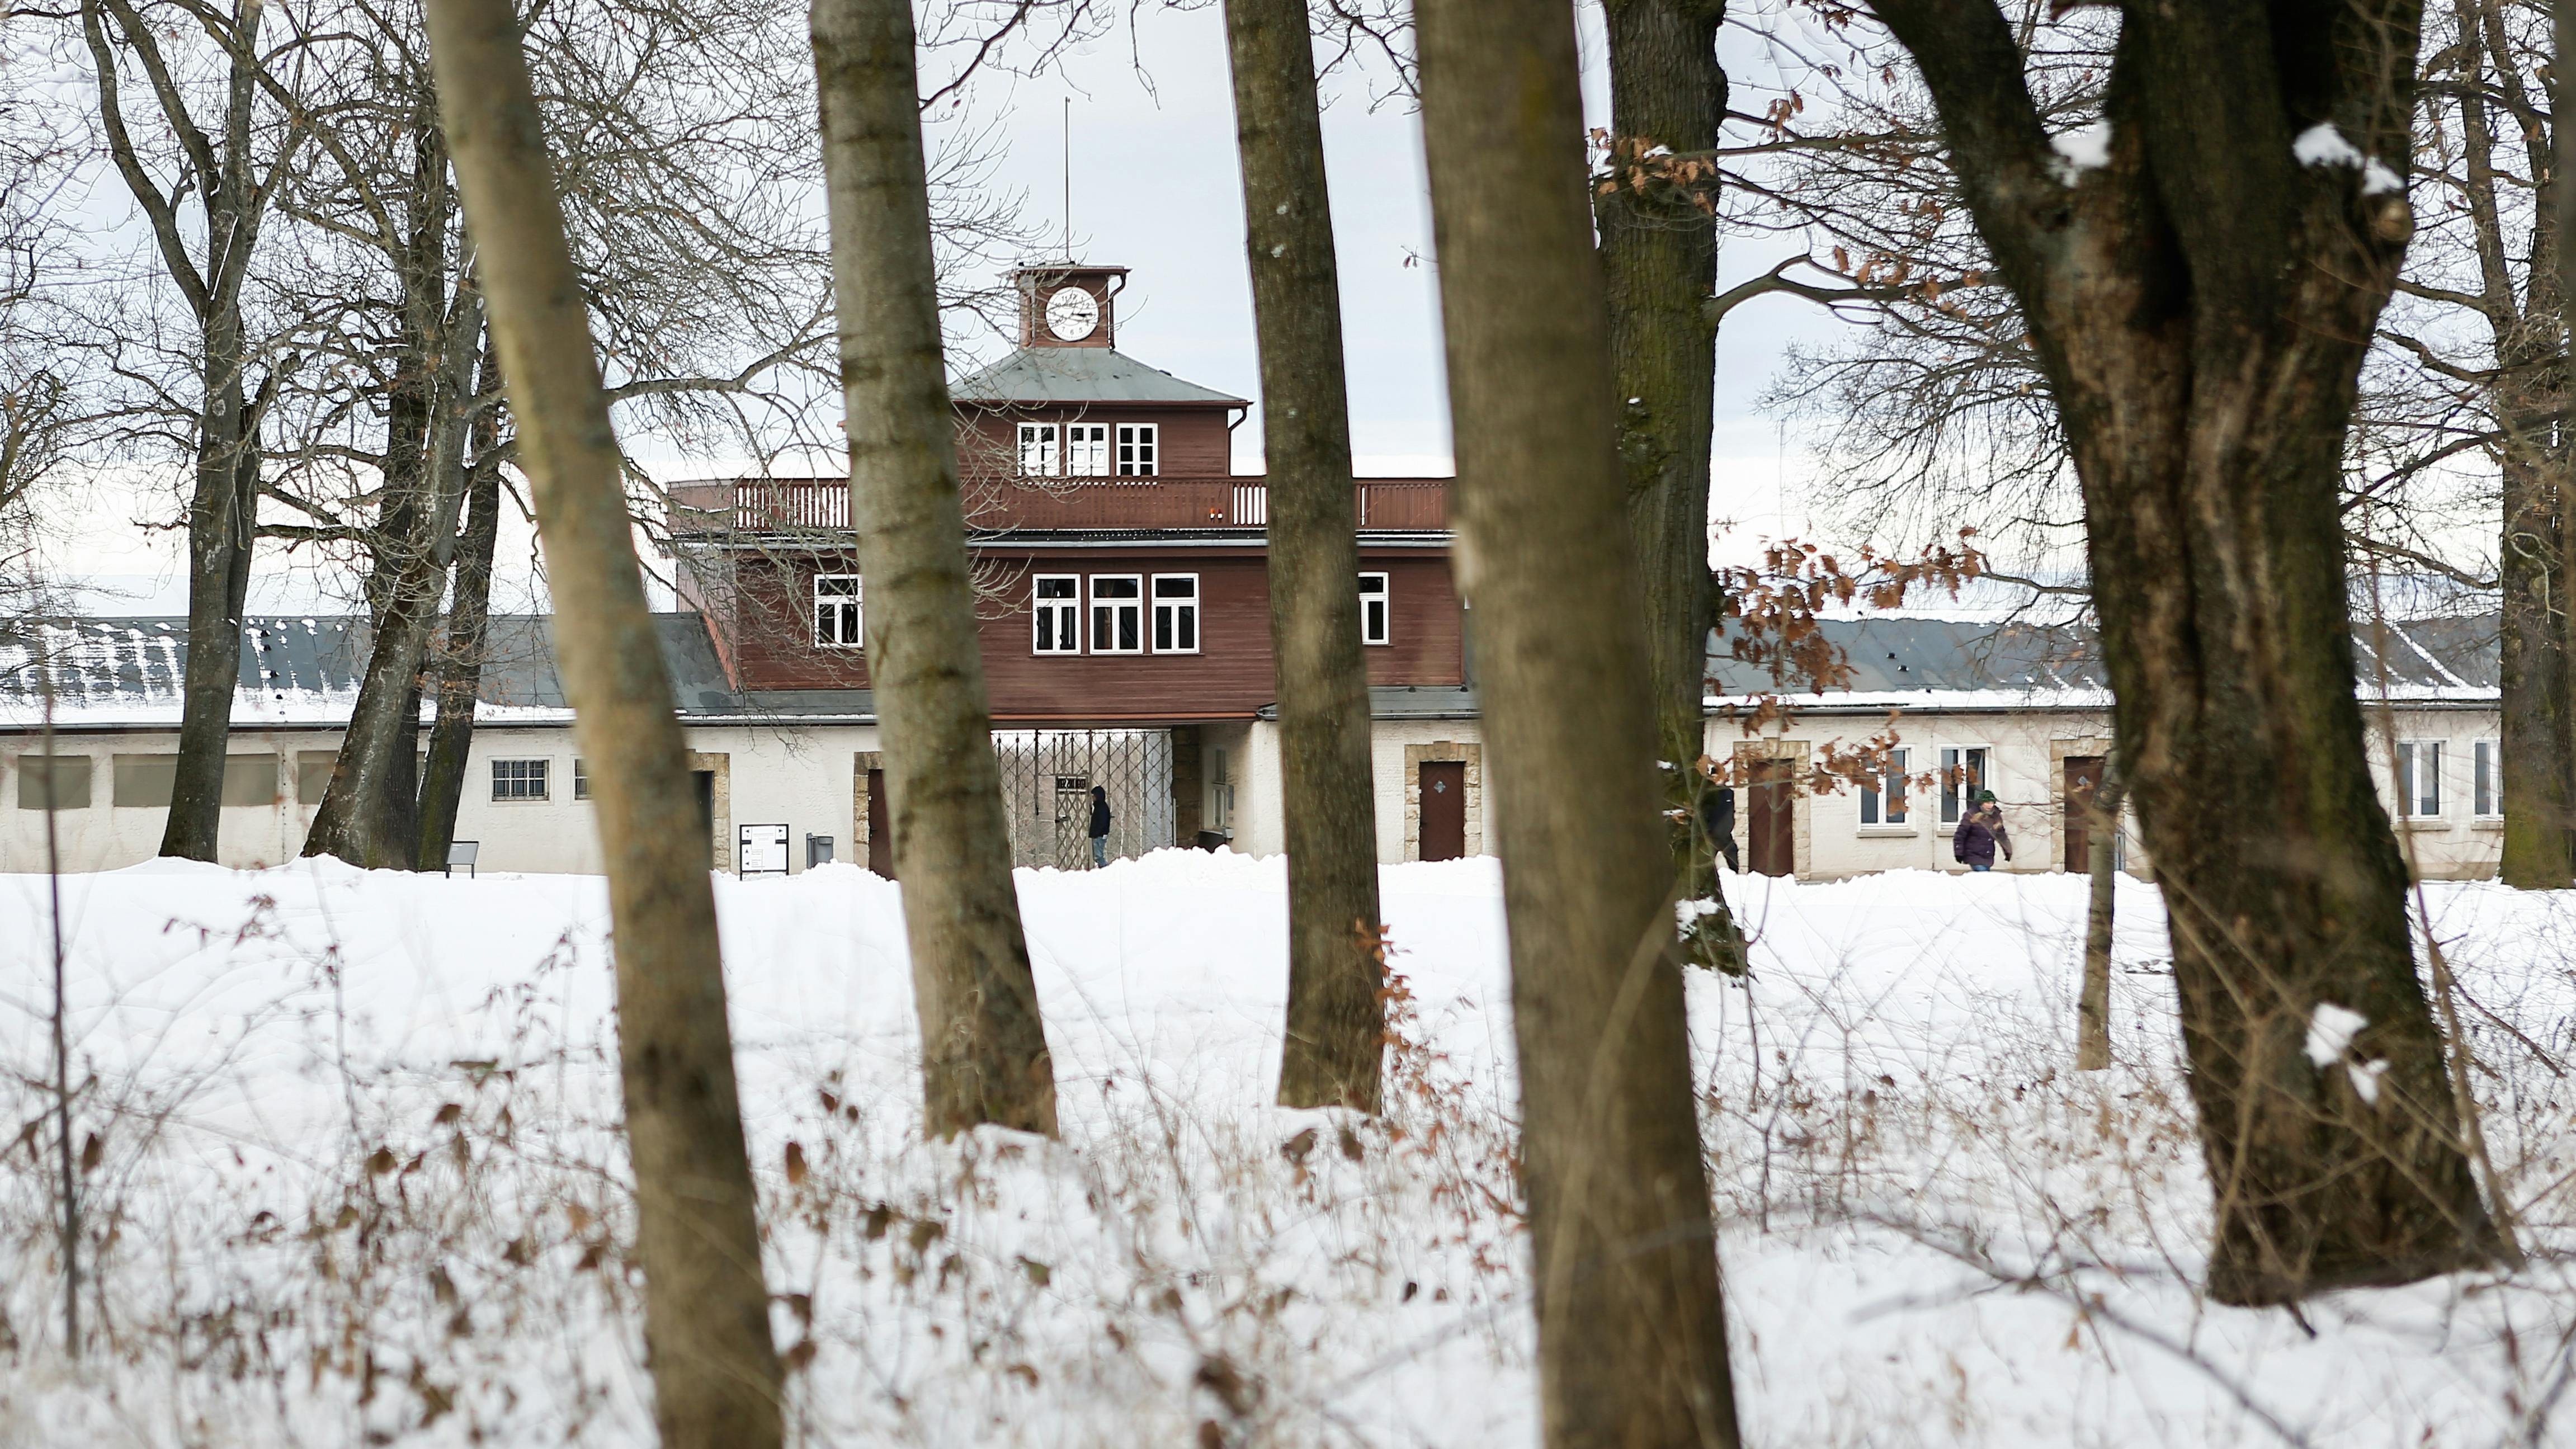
[423,1,785,1442]
[812,0,1059,1137]
[1223,0,1387,1112]
[1868,0,2496,1300]
[1416,1,1743,1443]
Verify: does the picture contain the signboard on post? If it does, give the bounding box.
[737,823,789,876]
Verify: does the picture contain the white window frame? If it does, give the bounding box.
[1032,574,1082,654]
[1066,422,1110,477]
[1089,574,1144,654]
[1116,422,1158,476]
[1938,745,1993,824]
[813,574,864,649]
[574,759,592,802]
[1860,747,1911,828]
[1017,422,1060,476]
[2396,739,2443,820]
[1152,573,1201,654]
[491,758,550,803]
[1358,572,1391,646]
[2473,738,2501,820]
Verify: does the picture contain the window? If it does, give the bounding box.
[492,758,550,802]
[1116,423,1158,476]
[1358,572,1390,646]
[2396,740,2442,819]
[1090,575,1143,654]
[1861,748,1910,827]
[1067,423,1109,477]
[1017,422,1059,475]
[1153,574,1200,653]
[1939,746,1991,824]
[1209,747,1234,832]
[814,574,864,649]
[296,751,336,805]
[221,755,280,807]
[574,759,592,801]
[1034,575,1082,654]
[2474,739,2500,819]
[117,753,180,808]
[16,755,91,810]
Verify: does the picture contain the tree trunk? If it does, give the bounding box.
[1223,0,1388,1114]
[2497,450,2572,884]
[812,0,1059,1138]
[2076,759,2122,1072]
[161,341,254,860]
[423,6,785,1445]
[1874,0,2496,1304]
[1598,0,1737,928]
[418,445,502,870]
[1416,4,1743,1445]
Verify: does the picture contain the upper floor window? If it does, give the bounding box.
[1034,575,1081,654]
[2396,740,2442,819]
[1067,423,1110,477]
[492,758,550,802]
[1358,572,1390,645]
[2474,739,2500,819]
[1861,747,1910,827]
[1938,745,1990,824]
[1091,575,1144,654]
[1153,574,1200,653]
[1116,423,1158,476]
[814,574,864,649]
[1017,422,1059,476]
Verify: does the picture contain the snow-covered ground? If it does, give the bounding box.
[3,854,2571,1446]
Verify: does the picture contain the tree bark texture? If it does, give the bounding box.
[1224,0,1388,1114]
[2077,759,2122,1072]
[423,4,786,1443]
[1598,0,1734,907]
[812,0,1060,1139]
[1872,0,2495,1302]
[1417,3,1743,1445]
[418,441,502,870]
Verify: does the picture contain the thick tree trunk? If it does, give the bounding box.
[2497,452,2573,884]
[423,6,785,1445]
[812,0,1059,1138]
[2076,760,2122,1072]
[1598,0,1736,921]
[1223,0,1388,1113]
[1417,4,1743,1445]
[418,447,501,869]
[1873,0,2495,1305]
[161,351,253,860]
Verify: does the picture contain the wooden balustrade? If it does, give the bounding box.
[668,476,1451,535]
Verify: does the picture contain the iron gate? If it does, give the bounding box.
[991,729,1175,869]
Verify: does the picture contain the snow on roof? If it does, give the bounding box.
[951,347,1249,407]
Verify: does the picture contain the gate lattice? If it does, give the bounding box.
[991,730,1174,869]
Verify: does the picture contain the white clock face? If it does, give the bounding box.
[1045,286,1101,342]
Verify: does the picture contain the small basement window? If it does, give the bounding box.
[814,574,864,649]
[16,755,92,810]
[492,758,550,803]
[116,753,180,808]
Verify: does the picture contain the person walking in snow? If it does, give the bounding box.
[1699,768,1739,874]
[1088,785,1111,868]
[1952,790,2012,872]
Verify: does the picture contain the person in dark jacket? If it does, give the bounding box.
[1952,789,2012,872]
[1088,785,1111,868]
[1699,772,1739,873]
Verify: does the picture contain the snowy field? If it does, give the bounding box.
[3,853,2573,1447]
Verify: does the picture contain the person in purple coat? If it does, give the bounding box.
[1952,790,2013,872]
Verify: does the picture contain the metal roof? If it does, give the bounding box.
[1707,612,2501,703]
[952,347,1249,407]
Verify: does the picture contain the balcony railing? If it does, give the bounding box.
[668,475,1450,535]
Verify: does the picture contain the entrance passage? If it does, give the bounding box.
[866,767,893,878]
[992,730,1175,869]
[1747,758,1795,877]
[2063,755,2106,872]
[1418,760,1466,861]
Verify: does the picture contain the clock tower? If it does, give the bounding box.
[1015,264,1125,350]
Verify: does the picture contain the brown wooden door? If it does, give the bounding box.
[1418,761,1466,861]
[1747,759,1795,877]
[2064,755,2106,872]
[866,768,894,878]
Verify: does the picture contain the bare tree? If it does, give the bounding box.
[2075,756,2121,1072]
[424,1,785,1442]
[1417,1,1743,1443]
[1868,0,2497,1301]
[813,0,1059,1138]
[1223,0,1386,1113]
